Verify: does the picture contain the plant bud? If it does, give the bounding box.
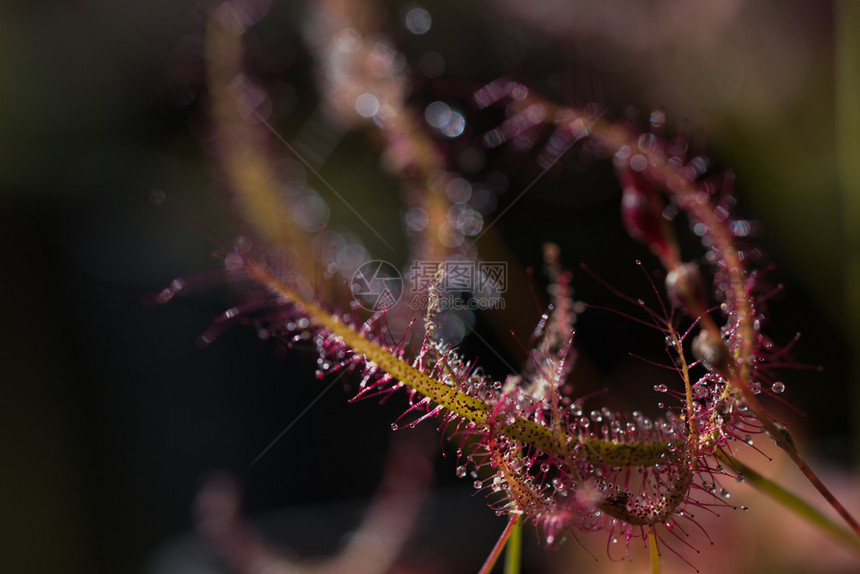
[618,167,673,261]
[692,329,729,370]
[665,262,706,314]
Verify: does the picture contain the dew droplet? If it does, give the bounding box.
[456,465,467,478]
[740,505,749,512]
[403,5,432,35]
[719,489,731,499]
[654,384,668,393]
[354,93,379,118]
[771,381,785,393]
[473,480,483,489]
[390,423,398,430]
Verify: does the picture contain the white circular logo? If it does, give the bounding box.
[350,260,403,312]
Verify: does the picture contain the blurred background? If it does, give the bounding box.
[2,0,858,572]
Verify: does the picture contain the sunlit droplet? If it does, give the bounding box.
[446,178,472,203]
[403,5,432,35]
[355,93,380,118]
[404,207,429,232]
[441,111,466,137]
[425,101,451,128]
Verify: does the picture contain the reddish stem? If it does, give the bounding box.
[478,516,521,574]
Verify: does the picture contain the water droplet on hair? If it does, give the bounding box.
[771,381,785,393]
[654,384,668,392]
[456,465,467,478]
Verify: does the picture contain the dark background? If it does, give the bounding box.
[1,1,856,572]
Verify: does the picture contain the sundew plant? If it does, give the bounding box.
[159,1,860,572]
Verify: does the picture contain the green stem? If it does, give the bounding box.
[503,516,523,574]
[649,527,661,574]
[717,452,860,553]
[733,384,860,537]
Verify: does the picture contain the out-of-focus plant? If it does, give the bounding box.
[157,1,860,572]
